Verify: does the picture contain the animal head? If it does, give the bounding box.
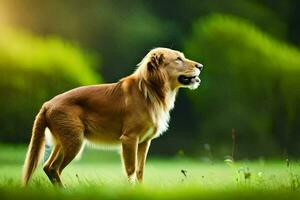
[136,47,203,90]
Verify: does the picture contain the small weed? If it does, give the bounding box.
[180,169,188,182]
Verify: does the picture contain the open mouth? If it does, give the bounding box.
[178,75,200,85]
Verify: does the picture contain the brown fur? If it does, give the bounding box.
[21,47,203,186]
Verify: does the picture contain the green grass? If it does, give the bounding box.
[0,144,299,199]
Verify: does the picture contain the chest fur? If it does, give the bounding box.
[155,109,170,137]
[150,91,176,138]
[136,81,177,141]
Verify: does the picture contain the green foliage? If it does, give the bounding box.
[0,28,101,142]
[185,14,300,157]
[1,0,290,81]
[0,0,177,81]
[0,0,300,157]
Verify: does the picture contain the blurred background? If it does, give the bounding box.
[0,0,299,160]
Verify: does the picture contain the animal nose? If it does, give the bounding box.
[195,63,203,71]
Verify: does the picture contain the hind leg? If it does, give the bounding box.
[43,144,64,187]
[43,131,83,187]
[58,133,84,175]
[44,114,84,187]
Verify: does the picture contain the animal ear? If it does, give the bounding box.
[147,53,164,71]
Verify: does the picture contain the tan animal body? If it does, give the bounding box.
[22,47,203,187]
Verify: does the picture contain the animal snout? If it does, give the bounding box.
[195,63,203,71]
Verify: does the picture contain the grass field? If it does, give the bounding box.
[0,144,300,199]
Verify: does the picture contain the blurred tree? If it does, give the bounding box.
[0,0,177,81]
[1,0,299,79]
[0,0,299,157]
[0,27,101,142]
[147,0,287,41]
[254,0,300,46]
[185,14,300,158]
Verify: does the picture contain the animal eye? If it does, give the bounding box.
[176,57,183,61]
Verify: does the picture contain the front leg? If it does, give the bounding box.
[137,140,151,183]
[120,135,138,184]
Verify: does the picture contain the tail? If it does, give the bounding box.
[21,106,47,186]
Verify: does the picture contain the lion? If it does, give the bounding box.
[22,47,203,187]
